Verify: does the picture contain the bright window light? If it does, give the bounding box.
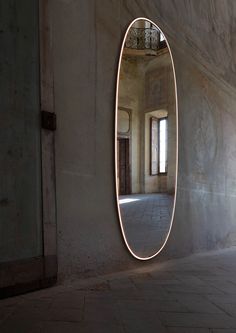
[159,118,167,173]
[160,33,165,42]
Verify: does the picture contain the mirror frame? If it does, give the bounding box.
[115,17,179,260]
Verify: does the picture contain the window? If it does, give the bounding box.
[150,117,158,175]
[150,117,168,175]
[160,32,165,42]
[158,118,167,173]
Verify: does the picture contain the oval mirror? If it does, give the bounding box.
[115,18,178,259]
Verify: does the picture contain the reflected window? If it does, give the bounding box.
[160,33,165,42]
[125,24,166,52]
[159,118,167,173]
[150,117,168,175]
[150,117,158,175]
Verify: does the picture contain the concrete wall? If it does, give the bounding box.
[51,0,236,280]
[0,0,42,263]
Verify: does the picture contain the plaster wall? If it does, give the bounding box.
[118,58,143,193]
[51,0,236,280]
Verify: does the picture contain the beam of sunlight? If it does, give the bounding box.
[119,198,140,204]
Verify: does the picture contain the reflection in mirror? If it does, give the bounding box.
[116,18,177,259]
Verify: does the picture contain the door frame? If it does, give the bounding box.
[117,137,131,195]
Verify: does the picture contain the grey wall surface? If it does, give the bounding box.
[52,0,236,280]
[0,0,42,262]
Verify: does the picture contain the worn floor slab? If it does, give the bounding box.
[1,247,236,332]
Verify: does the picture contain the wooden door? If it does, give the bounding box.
[118,138,130,195]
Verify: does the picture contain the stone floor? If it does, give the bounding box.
[119,193,174,257]
[1,247,236,332]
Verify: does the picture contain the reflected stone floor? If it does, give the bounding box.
[119,193,174,257]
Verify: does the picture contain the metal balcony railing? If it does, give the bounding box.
[125,27,166,51]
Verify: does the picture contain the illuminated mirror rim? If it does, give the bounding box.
[115,17,178,260]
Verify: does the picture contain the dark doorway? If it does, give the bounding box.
[118,138,131,195]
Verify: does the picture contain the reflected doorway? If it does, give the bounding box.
[117,138,131,195]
